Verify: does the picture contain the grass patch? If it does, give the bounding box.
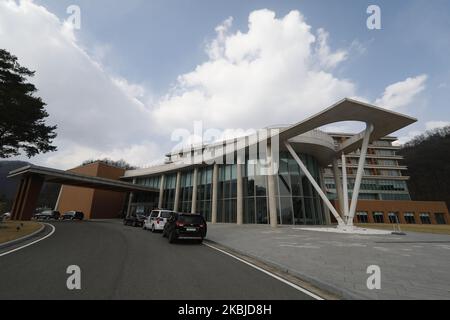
[0,221,43,244]
[356,223,450,235]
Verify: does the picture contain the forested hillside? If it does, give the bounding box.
[399,126,450,209]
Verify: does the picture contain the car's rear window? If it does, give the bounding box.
[178,215,204,224]
[161,211,172,218]
[150,211,159,218]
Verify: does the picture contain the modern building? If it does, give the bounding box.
[122,99,449,226]
[56,161,130,220]
[8,98,450,225]
[324,133,411,201]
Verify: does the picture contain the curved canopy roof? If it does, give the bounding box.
[124,98,417,178]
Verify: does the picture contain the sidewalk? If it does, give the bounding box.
[206,224,450,300]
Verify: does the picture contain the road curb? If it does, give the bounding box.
[204,238,365,300]
[0,223,46,250]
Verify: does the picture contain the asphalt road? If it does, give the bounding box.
[0,220,314,300]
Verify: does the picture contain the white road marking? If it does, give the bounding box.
[0,223,55,257]
[279,244,321,249]
[373,246,390,252]
[204,243,324,300]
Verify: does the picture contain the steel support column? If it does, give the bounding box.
[347,123,374,226]
[158,175,165,209]
[211,164,219,224]
[191,168,198,213]
[332,158,345,218]
[341,154,349,221]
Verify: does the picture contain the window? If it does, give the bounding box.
[388,212,399,224]
[435,213,447,225]
[357,212,369,223]
[179,171,194,213]
[161,211,172,219]
[162,174,177,210]
[150,211,159,218]
[404,212,416,224]
[373,212,384,223]
[420,213,431,224]
[377,159,397,166]
[375,149,396,156]
[196,167,213,222]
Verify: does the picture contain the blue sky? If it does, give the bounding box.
[36,0,450,96]
[2,0,450,168]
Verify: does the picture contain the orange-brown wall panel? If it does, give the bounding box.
[333,200,449,224]
[91,189,126,219]
[56,162,127,220]
[57,185,95,219]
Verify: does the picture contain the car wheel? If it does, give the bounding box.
[168,231,177,244]
[197,238,204,244]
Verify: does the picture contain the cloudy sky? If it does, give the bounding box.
[2,0,450,169]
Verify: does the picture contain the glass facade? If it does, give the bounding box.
[133,151,327,225]
[161,173,177,210]
[243,162,269,224]
[324,178,410,201]
[179,171,193,213]
[136,176,160,189]
[275,152,325,225]
[196,167,213,222]
[217,164,238,223]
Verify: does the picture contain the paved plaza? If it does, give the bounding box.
[206,224,450,300]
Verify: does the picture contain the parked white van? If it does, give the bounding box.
[143,210,174,232]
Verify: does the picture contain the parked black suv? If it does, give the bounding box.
[123,212,148,227]
[163,213,207,244]
[61,211,84,221]
[33,210,60,220]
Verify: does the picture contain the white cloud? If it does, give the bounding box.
[315,28,348,69]
[394,121,450,146]
[393,130,422,146]
[375,74,428,110]
[425,121,450,130]
[2,3,430,169]
[1,0,159,169]
[152,9,356,133]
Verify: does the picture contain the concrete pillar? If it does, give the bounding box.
[11,178,26,220]
[348,124,374,226]
[126,178,136,217]
[319,168,332,225]
[158,175,165,209]
[173,171,182,212]
[11,175,44,221]
[211,164,219,224]
[332,158,345,218]
[126,192,134,217]
[54,186,63,211]
[267,143,278,228]
[236,162,244,225]
[191,168,198,213]
[341,154,349,221]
